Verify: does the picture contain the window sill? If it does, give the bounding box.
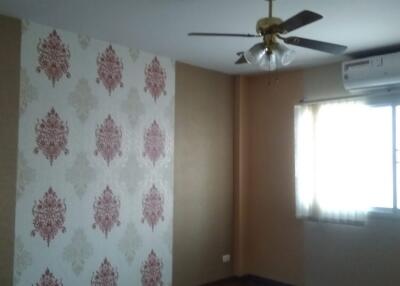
[368,208,400,221]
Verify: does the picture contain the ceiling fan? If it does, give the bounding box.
[188,0,347,71]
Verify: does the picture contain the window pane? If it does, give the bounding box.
[295,102,393,219]
[319,104,393,209]
[368,106,393,208]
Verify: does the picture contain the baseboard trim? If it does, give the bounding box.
[201,274,293,286]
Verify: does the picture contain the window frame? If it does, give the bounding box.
[295,94,400,221]
[368,101,400,217]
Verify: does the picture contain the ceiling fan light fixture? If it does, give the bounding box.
[276,44,296,66]
[244,43,278,71]
[263,51,277,71]
[244,43,266,65]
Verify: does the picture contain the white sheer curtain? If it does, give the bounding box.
[295,100,393,223]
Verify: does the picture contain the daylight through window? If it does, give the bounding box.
[295,98,397,223]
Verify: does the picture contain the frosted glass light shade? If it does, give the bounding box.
[244,43,266,66]
[244,43,277,71]
[244,42,294,71]
[262,52,277,71]
[276,44,296,66]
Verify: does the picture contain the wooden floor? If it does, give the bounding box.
[209,282,245,286]
[204,278,265,286]
[207,281,261,286]
[203,276,290,286]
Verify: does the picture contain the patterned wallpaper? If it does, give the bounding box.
[14,21,174,286]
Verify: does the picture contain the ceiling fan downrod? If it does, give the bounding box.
[268,0,273,18]
[257,0,282,36]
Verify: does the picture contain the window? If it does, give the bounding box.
[295,98,400,223]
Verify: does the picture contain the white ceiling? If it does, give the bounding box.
[1,0,400,74]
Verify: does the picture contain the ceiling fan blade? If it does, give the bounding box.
[235,54,249,64]
[188,32,260,38]
[283,36,347,54]
[277,10,323,34]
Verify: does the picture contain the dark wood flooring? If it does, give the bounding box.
[202,276,292,286]
[209,282,241,286]
[207,281,259,286]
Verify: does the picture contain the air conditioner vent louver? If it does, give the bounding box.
[344,59,370,71]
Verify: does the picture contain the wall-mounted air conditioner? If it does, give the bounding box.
[342,51,400,94]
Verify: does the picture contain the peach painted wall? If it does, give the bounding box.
[237,70,305,285]
[238,63,400,286]
[174,62,234,286]
[233,76,249,276]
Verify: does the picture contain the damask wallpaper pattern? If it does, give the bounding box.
[14,21,174,285]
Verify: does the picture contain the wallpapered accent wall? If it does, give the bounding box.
[14,21,174,286]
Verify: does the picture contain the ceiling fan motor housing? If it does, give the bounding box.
[256,17,282,35]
